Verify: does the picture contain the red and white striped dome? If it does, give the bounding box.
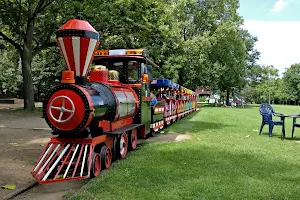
[56,19,100,77]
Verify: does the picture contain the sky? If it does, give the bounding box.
[238,0,300,75]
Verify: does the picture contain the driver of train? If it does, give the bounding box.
[128,61,138,81]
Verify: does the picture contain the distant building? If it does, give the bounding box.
[196,87,212,96]
[195,87,222,104]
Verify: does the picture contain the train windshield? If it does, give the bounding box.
[92,57,144,84]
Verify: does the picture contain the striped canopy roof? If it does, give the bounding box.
[150,78,192,93]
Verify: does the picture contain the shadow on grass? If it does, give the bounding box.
[163,110,234,134]
[257,129,300,141]
[281,137,300,141]
[165,120,234,134]
[71,142,300,200]
[259,131,284,137]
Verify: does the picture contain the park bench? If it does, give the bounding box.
[0,94,15,104]
[259,103,285,137]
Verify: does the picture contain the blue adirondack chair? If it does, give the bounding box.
[259,103,285,137]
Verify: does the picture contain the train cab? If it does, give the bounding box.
[92,49,159,136]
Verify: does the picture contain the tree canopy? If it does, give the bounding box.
[0,0,261,109]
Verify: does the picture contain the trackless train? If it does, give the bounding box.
[31,18,197,184]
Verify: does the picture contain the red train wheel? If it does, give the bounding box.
[130,129,137,150]
[100,145,112,169]
[119,132,128,158]
[90,152,101,178]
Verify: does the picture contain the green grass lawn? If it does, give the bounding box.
[71,105,300,200]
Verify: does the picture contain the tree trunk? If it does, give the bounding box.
[226,89,230,106]
[21,48,35,110]
[22,5,35,111]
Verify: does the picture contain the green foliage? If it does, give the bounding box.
[0,0,76,110]
[243,63,300,104]
[0,45,63,99]
[0,0,71,53]
[0,47,22,96]
[31,47,64,99]
[282,63,300,102]
[0,0,260,103]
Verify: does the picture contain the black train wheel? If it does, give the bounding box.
[129,128,138,150]
[119,132,128,158]
[90,152,101,178]
[112,133,128,159]
[100,145,112,169]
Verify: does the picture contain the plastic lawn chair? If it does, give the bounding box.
[292,115,300,138]
[259,103,285,137]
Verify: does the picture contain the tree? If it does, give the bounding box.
[282,63,300,104]
[274,78,288,104]
[0,0,260,107]
[166,0,260,98]
[210,23,248,105]
[252,65,279,104]
[0,0,73,110]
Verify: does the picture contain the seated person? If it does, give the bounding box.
[162,91,169,100]
[128,61,138,82]
[156,93,163,101]
[91,65,107,70]
[128,69,138,81]
[108,70,119,80]
[150,92,158,106]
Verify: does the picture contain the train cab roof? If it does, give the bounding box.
[94,48,159,68]
[151,78,179,90]
[151,78,195,95]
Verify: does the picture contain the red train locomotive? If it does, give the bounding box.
[31,18,197,184]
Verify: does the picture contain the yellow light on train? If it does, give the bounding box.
[95,50,108,56]
[95,49,145,56]
[142,74,148,82]
[126,49,144,55]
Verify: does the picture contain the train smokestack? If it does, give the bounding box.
[56,19,100,84]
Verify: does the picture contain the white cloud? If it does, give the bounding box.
[271,0,288,12]
[242,20,300,75]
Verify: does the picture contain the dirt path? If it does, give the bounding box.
[0,106,191,199]
[146,131,191,142]
[0,110,85,200]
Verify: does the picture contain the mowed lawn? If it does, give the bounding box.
[71,105,300,200]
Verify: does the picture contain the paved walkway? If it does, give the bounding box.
[0,99,48,130]
[0,99,42,110]
[0,110,49,130]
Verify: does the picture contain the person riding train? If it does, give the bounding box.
[150,92,157,106]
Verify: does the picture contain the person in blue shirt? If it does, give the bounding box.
[150,92,158,106]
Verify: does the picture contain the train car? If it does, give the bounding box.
[31,18,197,184]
